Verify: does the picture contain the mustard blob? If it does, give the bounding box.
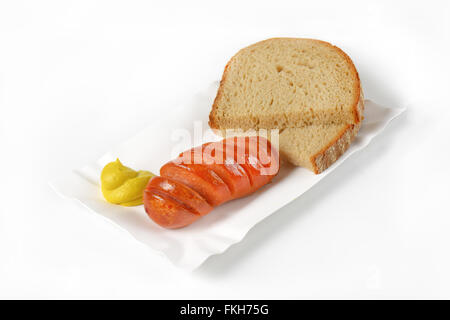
[101,159,155,206]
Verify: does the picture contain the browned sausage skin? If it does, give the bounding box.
[144,136,279,229]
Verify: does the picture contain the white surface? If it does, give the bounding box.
[50,90,404,271]
[0,0,449,299]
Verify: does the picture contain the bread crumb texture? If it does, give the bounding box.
[209,38,364,173]
[210,38,361,129]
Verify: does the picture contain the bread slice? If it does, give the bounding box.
[279,123,360,173]
[215,120,361,174]
[209,38,362,130]
[209,38,364,173]
[280,87,364,173]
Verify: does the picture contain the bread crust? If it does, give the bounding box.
[311,94,364,173]
[209,38,362,129]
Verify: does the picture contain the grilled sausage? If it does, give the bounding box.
[143,136,279,229]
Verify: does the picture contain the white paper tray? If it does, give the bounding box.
[50,83,405,270]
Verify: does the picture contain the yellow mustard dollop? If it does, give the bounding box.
[101,159,155,206]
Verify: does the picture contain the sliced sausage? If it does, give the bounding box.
[144,136,280,229]
[146,176,212,216]
[143,192,200,229]
[160,162,232,206]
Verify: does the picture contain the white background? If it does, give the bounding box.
[1,0,449,299]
